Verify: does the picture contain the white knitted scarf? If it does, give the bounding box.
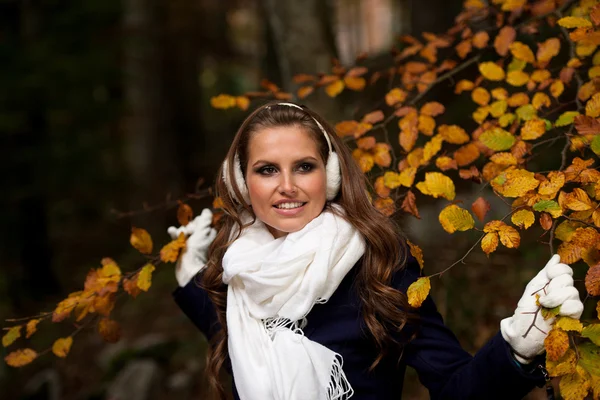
[222,207,365,400]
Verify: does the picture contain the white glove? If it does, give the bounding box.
[167,208,217,287]
[500,254,583,364]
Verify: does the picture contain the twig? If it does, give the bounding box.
[111,188,213,219]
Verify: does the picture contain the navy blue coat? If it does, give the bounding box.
[173,258,546,399]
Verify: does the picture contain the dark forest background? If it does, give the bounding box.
[0,0,549,399]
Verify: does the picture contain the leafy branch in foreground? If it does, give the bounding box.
[211,0,600,397]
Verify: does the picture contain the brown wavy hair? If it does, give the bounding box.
[201,102,414,399]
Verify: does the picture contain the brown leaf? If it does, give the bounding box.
[374,197,395,217]
[545,328,569,361]
[130,227,153,255]
[401,191,421,219]
[297,86,314,99]
[540,212,553,230]
[574,115,600,135]
[586,263,600,297]
[407,240,424,269]
[98,318,121,343]
[123,275,142,299]
[459,166,482,183]
[471,197,491,222]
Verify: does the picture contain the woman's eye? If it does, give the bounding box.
[297,163,313,172]
[258,166,277,175]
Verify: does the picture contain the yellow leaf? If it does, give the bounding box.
[2,326,21,347]
[555,317,583,333]
[472,106,490,124]
[539,171,565,196]
[507,92,530,107]
[479,62,506,81]
[386,88,408,106]
[481,232,499,255]
[416,172,456,200]
[559,370,591,400]
[532,92,552,110]
[383,168,416,189]
[52,337,73,358]
[418,114,436,135]
[325,79,345,97]
[137,264,156,292]
[25,319,39,339]
[511,209,535,229]
[4,348,37,367]
[564,188,593,211]
[472,87,491,106]
[499,113,516,127]
[491,87,508,100]
[520,118,547,140]
[490,152,518,166]
[407,277,431,308]
[586,92,600,117]
[558,16,593,28]
[210,94,236,109]
[506,70,529,86]
[551,80,565,98]
[438,125,469,144]
[498,225,520,248]
[438,204,475,233]
[407,240,424,269]
[489,100,508,118]
[422,135,445,162]
[160,233,187,263]
[491,168,540,197]
[479,127,516,151]
[547,348,577,376]
[509,42,535,63]
[130,227,153,255]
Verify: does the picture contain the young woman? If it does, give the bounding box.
[169,102,583,400]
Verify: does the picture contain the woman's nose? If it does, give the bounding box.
[278,171,297,195]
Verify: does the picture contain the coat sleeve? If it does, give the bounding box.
[394,258,546,400]
[172,272,221,341]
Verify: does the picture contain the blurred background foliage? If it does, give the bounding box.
[1,0,550,398]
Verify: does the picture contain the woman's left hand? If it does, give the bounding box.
[500,254,584,364]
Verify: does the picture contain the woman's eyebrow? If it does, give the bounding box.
[251,156,319,167]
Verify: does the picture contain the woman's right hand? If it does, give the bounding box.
[167,208,217,286]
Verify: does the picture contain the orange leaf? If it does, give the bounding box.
[123,275,142,299]
[456,39,472,59]
[235,96,250,111]
[418,115,436,136]
[494,26,516,56]
[343,76,366,91]
[545,328,569,361]
[521,119,547,140]
[374,197,395,217]
[438,124,469,144]
[563,188,593,211]
[25,319,39,339]
[297,86,314,99]
[455,79,475,94]
[362,110,384,124]
[130,227,153,255]
[537,38,561,64]
[386,88,408,106]
[586,263,600,298]
[98,318,121,343]
[52,337,73,358]
[454,143,480,167]
[420,102,445,117]
[374,176,390,198]
[335,120,359,137]
[292,74,316,84]
[472,87,491,106]
[373,143,392,167]
[356,136,376,150]
[4,348,37,367]
[177,203,193,226]
[325,79,345,97]
[481,232,499,255]
[435,156,457,171]
[471,197,491,222]
[509,42,535,63]
[399,128,418,152]
[407,240,424,269]
[52,292,81,323]
[498,225,520,248]
[401,191,421,219]
[472,31,489,49]
[160,233,187,263]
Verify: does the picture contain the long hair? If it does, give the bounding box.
[201,102,414,398]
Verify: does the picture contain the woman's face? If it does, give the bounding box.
[245,125,327,238]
